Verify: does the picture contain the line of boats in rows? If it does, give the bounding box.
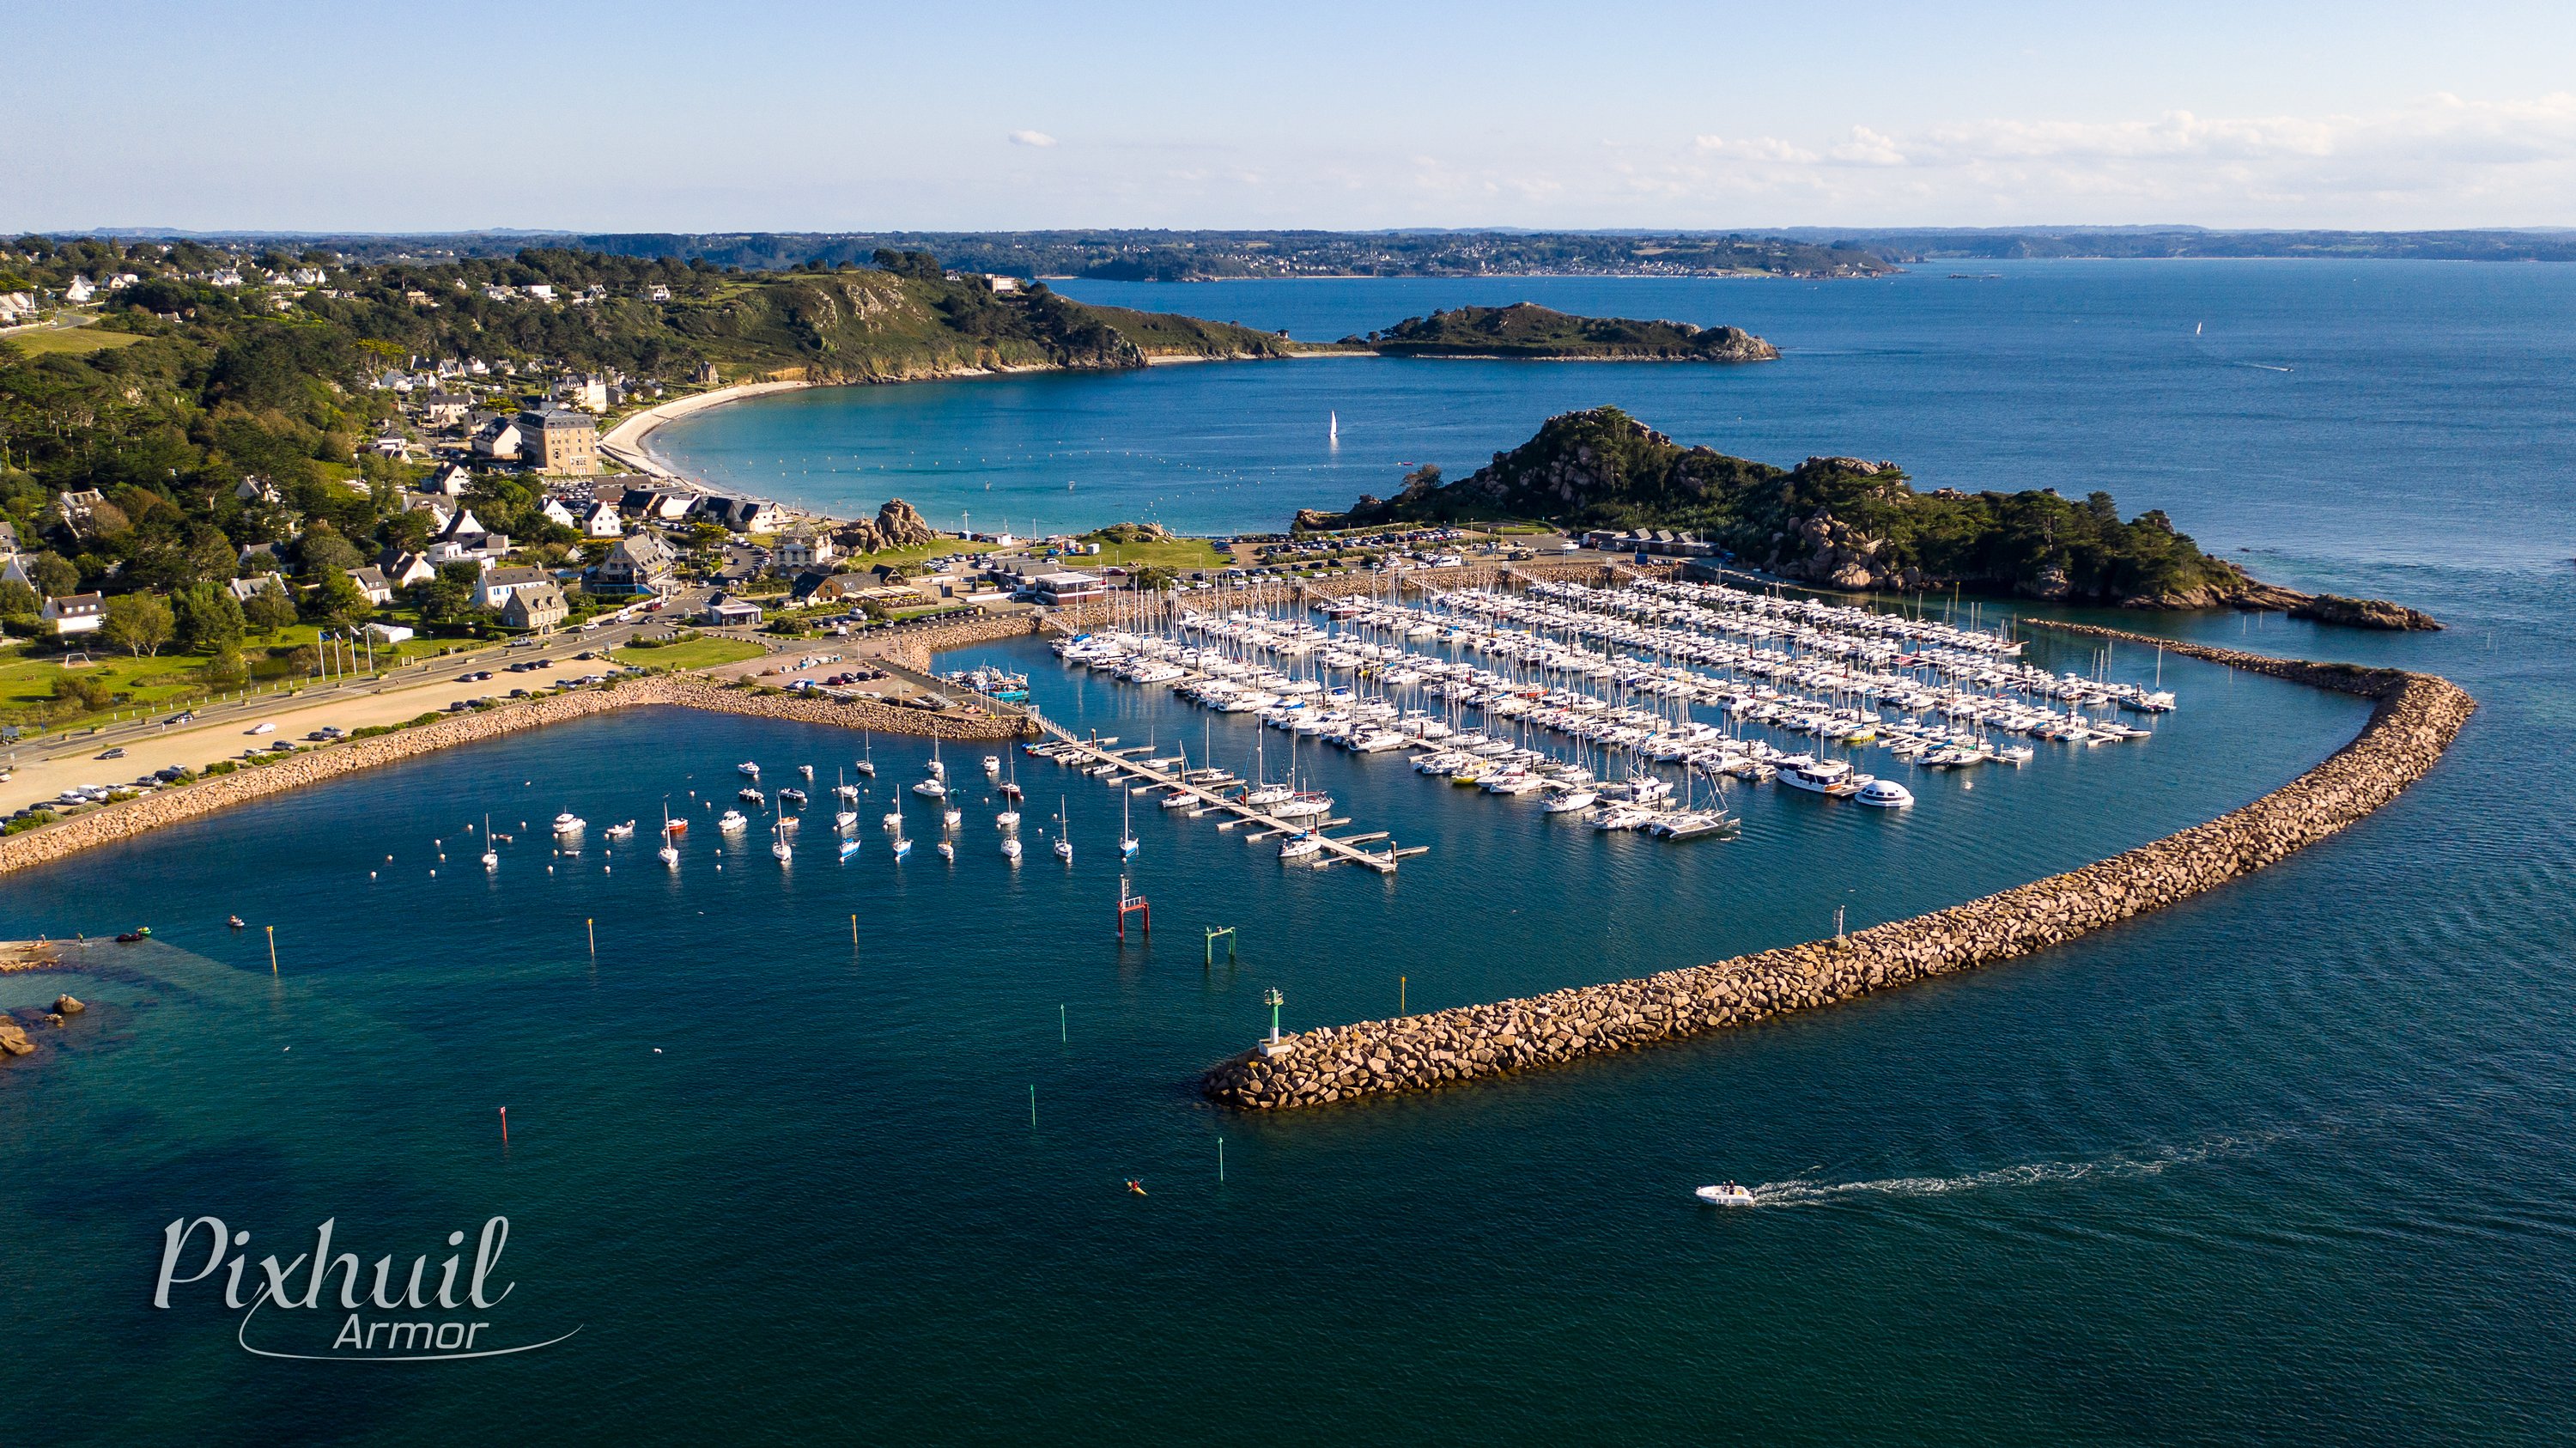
[516,741,1100,871]
[1034,578,2186,832]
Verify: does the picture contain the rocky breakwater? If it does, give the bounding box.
[1205,638,2475,1110]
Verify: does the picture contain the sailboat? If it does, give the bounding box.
[855,734,877,778]
[1054,797,1073,863]
[481,813,499,871]
[890,817,912,859]
[658,802,681,867]
[834,769,859,830]
[1328,410,1339,444]
[1121,789,1139,858]
[1001,834,1023,863]
[999,751,1024,802]
[937,837,955,862]
[770,815,793,864]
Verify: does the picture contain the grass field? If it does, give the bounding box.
[3,325,147,356]
[612,637,768,671]
[0,626,476,732]
[848,539,983,569]
[1080,534,1230,570]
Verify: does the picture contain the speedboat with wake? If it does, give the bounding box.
[1694,1183,1756,1207]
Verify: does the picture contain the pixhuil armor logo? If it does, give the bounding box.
[154,1215,580,1360]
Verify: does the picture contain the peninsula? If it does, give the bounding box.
[1349,303,1778,362]
[1296,406,2440,625]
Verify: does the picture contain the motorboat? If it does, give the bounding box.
[1542,788,1599,814]
[1160,791,1194,809]
[798,764,814,781]
[1694,1183,1757,1208]
[1778,758,1863,798]
[738,761,760,778]
[552,812,585,835]
[982,755,1001,775]
[913,778,947,799]
[778,788,807,806]
[738,787,765,804]
[1279,831,1325,861]
[1856,779,1916,808]
[605,820,635,840]
[719,810,748,833]
[942,805,963,830]
[663,818,688,837]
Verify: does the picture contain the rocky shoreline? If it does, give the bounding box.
[0,677,1024,880]
[1202,627,2475,1110]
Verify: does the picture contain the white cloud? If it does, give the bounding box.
[1828,126,1906,167]
[1007,130,1057,149]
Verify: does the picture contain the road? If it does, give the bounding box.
[1,618,659,816]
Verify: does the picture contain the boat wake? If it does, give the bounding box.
[1747,1131,2283,1208]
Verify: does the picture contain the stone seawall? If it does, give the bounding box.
[1203,634,2476,1110]
[0,677,1023,881]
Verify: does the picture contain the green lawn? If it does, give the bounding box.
[846,539,983,569]
[4,325,147,356]
[612,637,768,671]
[0,625,480,732]
[1079,534,1230,570]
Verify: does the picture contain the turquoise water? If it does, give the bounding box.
[7,266,2576,1443]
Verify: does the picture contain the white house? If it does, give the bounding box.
[345,566,395,606]
[427,462,473,497]
[701,593,762,627]
[540,497,581,529]
[43,592,105,635]
[477,565,550,610]
[375,551,438,589]
[234,476,282,505]
[775,532,838,570]
[64,276,95,304]
[471,421,524,460]
[647,285,672,301]
[525,283,556,301]
[228,571,287,603]
[579,501,626,538]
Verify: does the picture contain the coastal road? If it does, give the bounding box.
[1,620,658,817]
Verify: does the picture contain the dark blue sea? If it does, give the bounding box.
[4,265,2573,1444]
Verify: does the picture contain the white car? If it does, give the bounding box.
[248,722,277,735]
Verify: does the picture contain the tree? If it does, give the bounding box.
[1130,565,1181,593]
[0,578,37,622]
[101,592,175,657]
[27,552,78,599]
[172,581,247,653]
[294,524,364,579]
[244,578,299,635]
[304,568,370,624]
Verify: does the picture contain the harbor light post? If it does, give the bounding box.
[1260,988,1288,1056]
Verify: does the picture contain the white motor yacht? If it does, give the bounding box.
[737,761,760,778]
[552,812,585,835]
[719,810,748,833]
[1856,779,1916,808]
[1779,759,1863,798]
[1279,831,1325,861]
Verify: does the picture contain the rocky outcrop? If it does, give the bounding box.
[52,995,83,1015]
[2292,593,2444,631]
[1205,629,2474,1110]
[833,499,939,555]
[0,1021,30,1056]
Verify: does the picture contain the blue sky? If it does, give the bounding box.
[8,0,2574,231]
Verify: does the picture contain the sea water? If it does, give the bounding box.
[4,265,2573,1443]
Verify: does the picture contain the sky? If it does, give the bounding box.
[8,0,2575,233]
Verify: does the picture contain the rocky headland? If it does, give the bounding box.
[1296,406,2439,628]
[1354,303,1778,362]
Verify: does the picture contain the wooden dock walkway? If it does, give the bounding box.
[1025,717,1413,873]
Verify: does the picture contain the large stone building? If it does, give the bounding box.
[516,408,599,474]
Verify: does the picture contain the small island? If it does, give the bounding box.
[1347,303,1778,362]
[1297,405,2439,626]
